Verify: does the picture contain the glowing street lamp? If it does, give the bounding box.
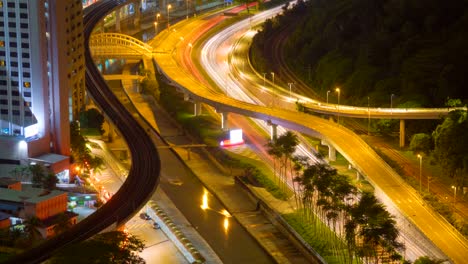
[335,87,340,123]
[262,72,266,90]
[452,185,457,203]
[367,96,370,135]
[186,0,189,19]
[288,82,294,98]
[154,22,158,35]
[167,4,172,29]
[391,93,395,114]
[417,154,422,193]
[326,90,330,104]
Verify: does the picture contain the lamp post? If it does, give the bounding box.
[167,4,172,29]
[335,88,340,123]
[452,185,457,203]
[327,90,330,104]
[271,72,275,106]
[262,73,266,89]
[367,96,370,135]
[154,22,158,35]
[186,0,189,19]
[288,83,294,98]
[417,154,422,193]
[391,93,395,114]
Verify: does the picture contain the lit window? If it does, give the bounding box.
[23,82,30,88]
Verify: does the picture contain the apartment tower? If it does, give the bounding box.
[0,0,85,164]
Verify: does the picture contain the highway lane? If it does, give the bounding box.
[153,5,468,264]
[200,6,447,261]
[6,1,161,263]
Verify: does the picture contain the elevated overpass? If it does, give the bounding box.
[89,32,154,59]
[151,7,468,264]
[89,30,465,147]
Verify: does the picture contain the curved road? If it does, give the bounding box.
[153,4,468,264]
[6,1,161,263]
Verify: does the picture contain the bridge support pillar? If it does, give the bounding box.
[321,140,336,161]
[194,102,202,116]
[221,112,228,131]
[266,120,278,140]
[115,10,121,32]
[101,60,106,74]
[399,119,405,148]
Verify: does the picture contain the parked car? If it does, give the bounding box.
[140,213,151,220]
[153,222,160,229]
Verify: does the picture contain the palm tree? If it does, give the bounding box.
[53,213,73,235]
[23,216,43,245]
[29,164,46,188]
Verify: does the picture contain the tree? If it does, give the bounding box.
[30,164,46,188]
[409,133,433,155]
[48,231,145,264]
[9,165,30,182]
[23,216,43,245]
[29,164,58,190]
[53,213,73,235]
[414,256,446,264]
[432,110,468,186]
[79,108,105,134]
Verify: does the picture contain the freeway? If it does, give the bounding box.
[153,4,468,264]
[5,1,161,263]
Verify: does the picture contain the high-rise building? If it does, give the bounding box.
[0,0,85,177]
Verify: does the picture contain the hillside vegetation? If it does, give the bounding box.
[252,0,468,107]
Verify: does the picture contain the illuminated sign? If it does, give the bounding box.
[220,129,244,147]
[24,124,38,138]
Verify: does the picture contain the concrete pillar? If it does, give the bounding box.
[266,121,277,140]
[194,102,202,116]
[321,140,336,161]
[356,171,361,181]
[115,10,121,32]
[399,119,405,148]
[101,60,106,74]
[221,112,228,131]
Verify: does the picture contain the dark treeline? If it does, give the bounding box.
[252,0,468,107]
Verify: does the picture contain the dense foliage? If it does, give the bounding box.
[252,0,468,106]
[47,231,145,264]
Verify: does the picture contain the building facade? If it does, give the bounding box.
[0,0,85,163]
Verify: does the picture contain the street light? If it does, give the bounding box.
[167,4,172,29]
[186,0,189,19]
[452,185,457,203]
[417,154,422,193]
[271,72,275,106]
[391,93,395,114]
[288,83,294,98]
[335,88,340,123]
[262,73,266,89]
[154,22,158,35]
[367,96,370,135]
[327,90,330,104]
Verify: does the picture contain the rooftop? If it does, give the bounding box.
[0,177,20,187]
[0,185,67,204]
[30,153,69,164]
